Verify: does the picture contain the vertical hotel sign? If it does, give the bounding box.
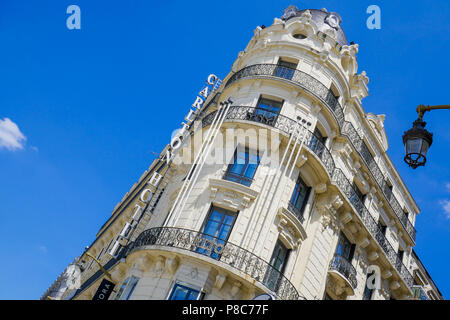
[163,74,222,164]
[92,279,115,301]
[107,74,222,259]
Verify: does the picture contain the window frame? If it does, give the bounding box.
[264,240,291,292]
[224,146,260,187]
[288,173,312,221]
[114,275,140,300]
[168,283,203,301]
[197,205,239,259]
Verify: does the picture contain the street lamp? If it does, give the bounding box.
[403,104,450,169]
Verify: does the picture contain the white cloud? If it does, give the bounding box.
[0,118,26,151]
[439,200,450,219]
[446,182,450,193]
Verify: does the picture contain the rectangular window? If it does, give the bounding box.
[336,232,355,262]
[264,240,290,292]
[114,276,139,300]
[197,206,238,259]
[308,127,327,157]
[274,58,298,80]
[224,147,260,187]
[288,174,311,221]
[249,97,283,126]
[168,283,202,300]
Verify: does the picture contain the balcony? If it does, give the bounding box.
[126,227,302,300]
[202,106,415,289]
[411,285,430,300]
[328,254,358,295]
[225,64,416,243]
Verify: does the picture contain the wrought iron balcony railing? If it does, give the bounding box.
[126,227,302,300]
[329,254,358,289]
[201,105,414,287]
[225,63,416,243]
[288,202,306,224]
[226,64,345,127]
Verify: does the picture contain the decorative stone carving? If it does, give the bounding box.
[214,272,227,290]
[153,256,165,276]
[340,43,358,74]
[297,154,308,168]
[317,193,343,232]
[350,70,369,100]
[230,281,242,299]
[165,257,179,275]
[332,195,344,210]
[358,237,370,248]
[314,183,327,194]
[326,276,347,298]
[276,207,307,249]
[382,270,393,279]
[390,280,400,290]
[209,178,259,211]
[281,5,299,20]
[347,222,358,234]
[300,9,312,21]
[340,211,352,224]
[188,267,199,280]
[368,251,379,261]
[135,255,152,272]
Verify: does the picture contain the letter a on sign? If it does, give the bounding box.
[66,5,81,30]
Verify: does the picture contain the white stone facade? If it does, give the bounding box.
[42,6,443,301]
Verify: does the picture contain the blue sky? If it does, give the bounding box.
[0,0,449,299]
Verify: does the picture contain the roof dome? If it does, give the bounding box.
[281,6,348,46]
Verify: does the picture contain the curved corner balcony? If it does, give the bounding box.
[201,105,414,289]
[328,254,358,294]
[126,227,302,300]
[225,64,416,244]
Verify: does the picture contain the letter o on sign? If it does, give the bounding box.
[140,188,153,203]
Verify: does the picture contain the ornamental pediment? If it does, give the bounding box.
[208,178,259,211]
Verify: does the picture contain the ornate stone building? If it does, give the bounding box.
[42,5,443,300]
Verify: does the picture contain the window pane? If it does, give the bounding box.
[336,233,352,259]
[264,241,289,292]
[197,206,237,259]
[225,148,260,187]
[169,284,200,300]
[116,276,139,300]
[289,175,309,218]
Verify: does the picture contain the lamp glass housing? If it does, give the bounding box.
[402,119,433,169]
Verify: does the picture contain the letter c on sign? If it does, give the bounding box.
[207,74,218,85]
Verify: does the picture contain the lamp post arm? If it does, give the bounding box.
[85,252,113,281]
[416,104,450,121]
